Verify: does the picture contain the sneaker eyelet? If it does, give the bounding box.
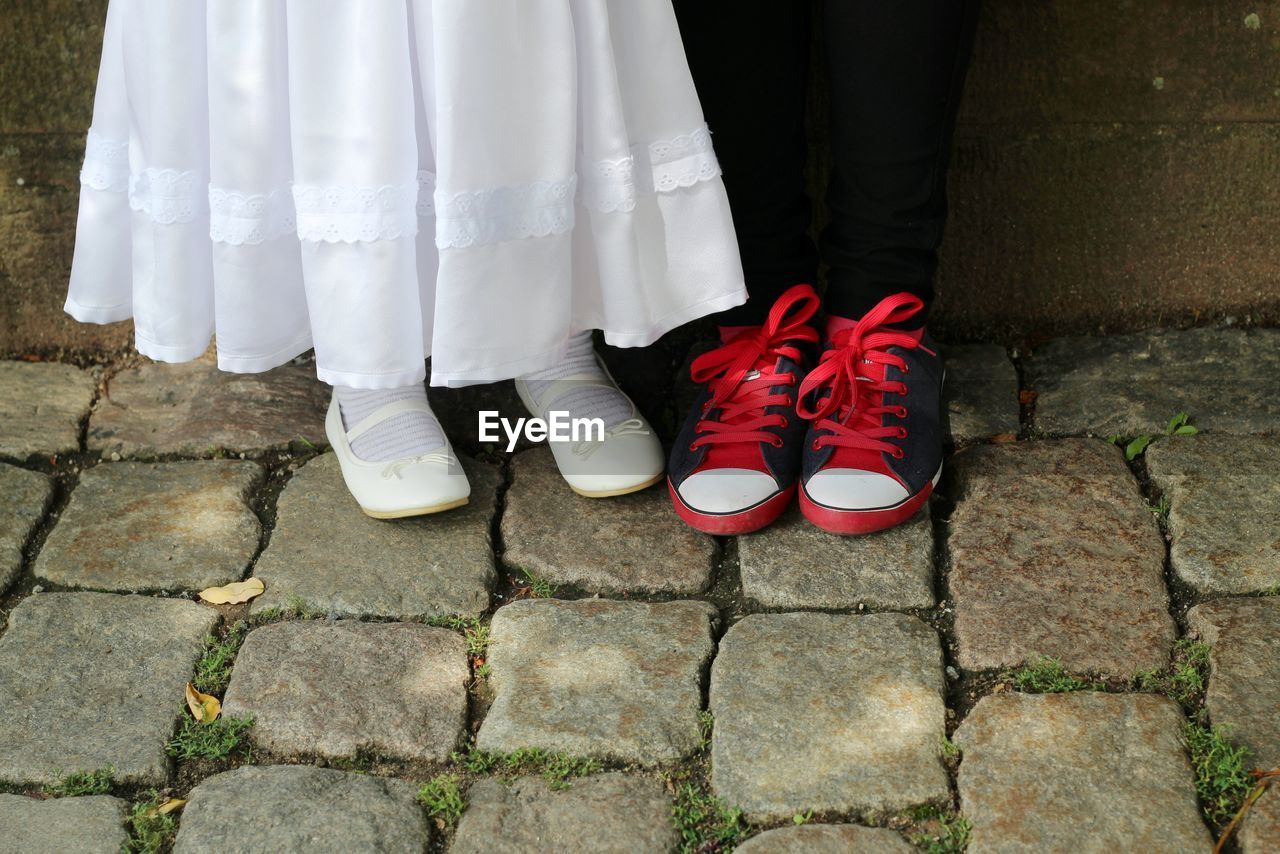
[897,407,908,418]
[779,416,789,428]
[897,427,908,439]
[892,449,905,459]
[812,440,821,451]
[689,443,698,452]
[771,437,784,448]
[902,364,910,374]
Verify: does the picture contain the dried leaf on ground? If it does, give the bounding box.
[185,682,222,722]
[153,798,186,817]
[198,577,265,605]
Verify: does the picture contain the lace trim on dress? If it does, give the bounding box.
[579,123,721,215]
[209,186,296,245]
[210,172,436,245]
[128,168,204,225]
[646,124,721,193]
[80,130,130,193]
[84,123,717,240]
[434,175,577,249]
[581,157,638,214]
[292,174,426,243]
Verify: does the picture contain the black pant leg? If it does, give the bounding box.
[821,0,979,322]
[673,0,818,326]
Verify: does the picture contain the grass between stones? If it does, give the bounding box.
[1002,655,1101,693]
[668,772,747,853]
[1183,723,1255,828]
[425,614,493,680]
[907,804,972,853]
[417,774,466,828]
[191,622,248,695]
[1135,638,1210,708]
[42,767,113,797]
[453,745,602,787]
[513,565,557,599]
[166,715,255,762]
[253,595,327,623]
[125,792,179,854]
[415,746,603,832]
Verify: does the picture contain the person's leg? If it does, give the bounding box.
[797,1,978,535]
[673,0,817,327]
[820,0,979,323]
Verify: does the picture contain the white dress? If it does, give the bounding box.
[67,0,746,388]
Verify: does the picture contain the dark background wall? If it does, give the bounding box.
[2,1,1279,357]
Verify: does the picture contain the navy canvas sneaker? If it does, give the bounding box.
[796,292,943,535]
[667,284,820,534]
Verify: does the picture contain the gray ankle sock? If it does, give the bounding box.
[521,332,634,428]
[334,384,445,462]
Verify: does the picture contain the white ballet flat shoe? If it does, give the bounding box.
[325,393,470,519]
[515,353,664,498]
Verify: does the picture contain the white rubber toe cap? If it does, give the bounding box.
[803,468,909,510]
[677,468,781,514]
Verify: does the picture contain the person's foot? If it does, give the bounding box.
[796,292,943,535]
[326,384,470,519]
[515,332,664,498]
[667,284,820,534]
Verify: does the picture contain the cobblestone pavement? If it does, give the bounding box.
[0,330,1277,852]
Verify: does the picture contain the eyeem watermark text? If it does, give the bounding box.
[478,410,605,453]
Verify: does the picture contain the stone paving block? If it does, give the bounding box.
[0,592,217,786]
[0,794,129,854]
[250,453,497,619]
[941,344,1020,442]
[476,599,716,765]
[736,824,915,853]
[1148,435,1280,594]
[1187,597,1280,771]
[88,357,327,458]
[1240,786,1280,854]
[710,612,949,822]
[0,463,52,594]
[34,460,263,592]
[173,765,428,853]
[739,505,934,611]
[955,692,1213,852]
[502,448,715,596]
[452,773,677,854]
[222,621,468,762]
[947,440,1175,675]
[0,361,96,459]
[1026,328,1280,437]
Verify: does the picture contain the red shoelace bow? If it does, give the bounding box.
[796,292,926,458]
[688,284,821,450]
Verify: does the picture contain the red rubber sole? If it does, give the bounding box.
[668,478,795,535]
[798,479,934,535]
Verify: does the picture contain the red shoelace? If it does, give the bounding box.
[688,284,820,451]
[796,293,926,458]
